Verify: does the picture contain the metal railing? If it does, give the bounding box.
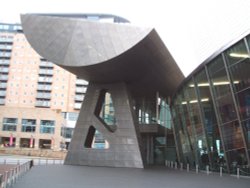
[0,158,64,166]
[165,160,250,179]
[0,160,32,188]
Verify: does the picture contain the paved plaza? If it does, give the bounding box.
[13,165,249,188]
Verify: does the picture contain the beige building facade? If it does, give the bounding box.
[0,23,86,152]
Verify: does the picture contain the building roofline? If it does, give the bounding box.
[172,28,250,97]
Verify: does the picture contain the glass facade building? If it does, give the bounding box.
[171,33,250,173]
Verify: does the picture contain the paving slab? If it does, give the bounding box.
[13,165,250,188]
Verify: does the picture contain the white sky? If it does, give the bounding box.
[1,0,250,76]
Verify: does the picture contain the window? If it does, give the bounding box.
[40,120,55,134]
[67,112,79,121]
[21,119,36,132]
[61,127,74,138]
[2,118,18,131]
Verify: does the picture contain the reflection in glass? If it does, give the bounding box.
[208,57,237,124]
[172,94,195,165]
[236,89,250,120]
[195,70,224,168]
[220,121,244,150]
[2,118,18,131]
[225,40,248,66]
[228,59,250,92]
[226,148,247,171]
[136,97,157,124]
[216,95,237,123]
[99,92,116,126]
[242,119,250,149]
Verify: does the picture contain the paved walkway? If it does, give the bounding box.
[13,165,249,188]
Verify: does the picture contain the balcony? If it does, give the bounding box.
[0,45,12,50]
[0,91,6,96]
[35,101,50,108]
[75,79,88,86]
[0,67,9,73]
[0,38,13,43]
[0,52,11,58]
[0,60,10,65]
[37,85,52,91]
[38,77,53,83]
[0,75,8,81]
[74,103,82,110]
[36,93,51,99]
[75,87,87,93]
[75,95,84,101]
[0,82,7,89]
[39,61,54,68]
[0,98,5,105]
[38,69,53,75]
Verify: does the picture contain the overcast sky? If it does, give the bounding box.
[1,0,250,76]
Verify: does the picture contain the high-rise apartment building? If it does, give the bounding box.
[0,14,128,152]
[0,23,83,151]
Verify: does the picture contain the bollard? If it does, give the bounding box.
[206,165,209,175]
[17,160,20,165]
[175,162,177,170]
[180,163,183,171]
[5,171,9,187]
[196,165,198,174]
[39,158,41,165]
[237,168,240,179]
[0,174,2,188]
[165,160,168,167]
[187,163,189,172]
[220,166,222,177]
[4,159,6,165]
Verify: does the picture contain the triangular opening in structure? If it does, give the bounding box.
[94,90,117,132]
[84,125,109,149]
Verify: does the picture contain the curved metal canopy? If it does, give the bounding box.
[21,14,184,96]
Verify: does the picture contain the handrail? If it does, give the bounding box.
[0,160,32,188]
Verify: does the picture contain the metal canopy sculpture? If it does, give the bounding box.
[21,14,184,168]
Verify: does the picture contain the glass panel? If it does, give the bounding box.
[216,94,237,123]
[228,58,250,92]
[159,98,171,128]
[226,148,248,171]
[207,55,225,74]
[195,70,224,167]
[186,80,209,168]
[220,121,244,150]
[40,120,55,134]
[208,60,237,124]
[210,68,231,97]
[21,119,36,132]
[61,127,74,139]
[236,88,250,120]
[99,92,116,125]
[2,118,17,131]
[136,96,157,124]
[172,94,194,165]
[225,40,248,66]
[179,89,197,166]
[154,136,166,165]
[20,138,34,148]
[242,119,250,150]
